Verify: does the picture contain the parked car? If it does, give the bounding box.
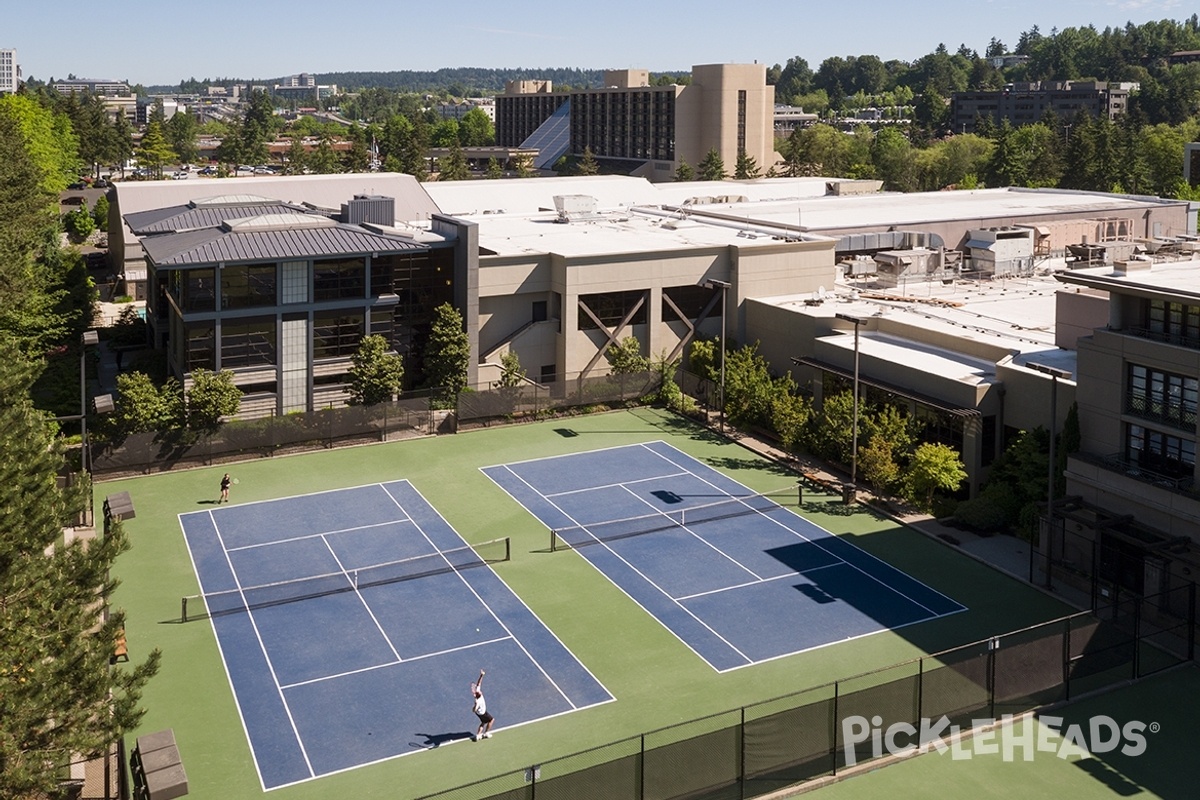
[67,181,87,190]
[198,166,218,176]
[93,178,111,189]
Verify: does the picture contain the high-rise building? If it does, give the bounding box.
[496,63,776,180]
[0,48,19,95]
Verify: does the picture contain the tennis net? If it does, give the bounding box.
[550,486,798,552]
[181,536,510,622]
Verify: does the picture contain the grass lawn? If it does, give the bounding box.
[106,407,1078,799]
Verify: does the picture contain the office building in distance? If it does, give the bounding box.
[951,80,1134,134]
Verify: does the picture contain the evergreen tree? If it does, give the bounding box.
[165,110,199,164]
[497,351,525,388]
[92,193,110,232]
[438,139,470,181]
[283,135,308,175]
[576,146,599,176]
[308,133,342,174]
[135,120,176,178]
[422,303,470,397]
[734,149,761,179]
[674,159,695,181]
[346,334,404,405]
[697,148,727,181]
[0,336,160,797]
[485,157,503,179]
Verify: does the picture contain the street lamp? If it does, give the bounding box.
[80,330,99,476]
[1027,361,1071,588]
[703,279,731,432]
[836,313,866,501]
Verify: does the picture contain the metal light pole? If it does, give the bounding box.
[836,314,866,501]
[704,279,731,432]
[81,330,99,477]
[1028,361,1071,588]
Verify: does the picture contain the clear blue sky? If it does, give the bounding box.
[4,0,1191,85]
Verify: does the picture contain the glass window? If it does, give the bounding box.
[170,268,216,312]
[313,312,363,359]
[662,285,720,323]
[578,290,648,331]
[314,257,366,301]
[221,264,276,309]
[220,317,276,368]
[369,309,395,348]
[185,323,216,371]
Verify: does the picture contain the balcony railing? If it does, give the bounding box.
[1080,451,1197,495]
[1125,392,1198,431]
[1124,327,1200,351]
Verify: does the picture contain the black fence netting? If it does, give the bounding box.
[416,607,1189,800]
[458,371,660,426]
[91,393,440,477]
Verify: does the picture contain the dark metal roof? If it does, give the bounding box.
[141,223,428,266]
[126,202,312,234]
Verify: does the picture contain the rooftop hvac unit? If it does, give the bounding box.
[553,194,597,223]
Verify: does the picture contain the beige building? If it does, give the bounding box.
[495,64,777,180]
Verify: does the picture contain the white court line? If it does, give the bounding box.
[495,464,754,668]
[227,517,416,552]
[674,562,846,601]
[638,442,949,617]
[617,483,765,582]
[208,510,316,782]
[280,636,510,690]
[319,535,404,663]
[378,482,582,710]
[544,469,693,498]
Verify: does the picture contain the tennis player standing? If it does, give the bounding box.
[471,670,494,741]
[219,473,232,504]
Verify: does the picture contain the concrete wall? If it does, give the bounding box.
[1056,287,1109,349]
[676,64,776,175]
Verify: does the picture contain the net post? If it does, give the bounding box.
[550,527,558,553]
[181,596,187,623]
[503,536,511,562]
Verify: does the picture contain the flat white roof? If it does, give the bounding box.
[1057,257,1200,301]
[684,187,1183,233]
[819,331,1000,387]
[467,206,826,258]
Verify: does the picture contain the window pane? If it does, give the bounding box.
[313,313,363,359]
[314,257,366,301]
[222,264,276,309]
[220,317,276,368]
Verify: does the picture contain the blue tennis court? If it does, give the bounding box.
[483,441,965,672]
[179,481,611,791]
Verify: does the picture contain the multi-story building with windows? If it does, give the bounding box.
[117,182,466,416]
[1055,260,1200,597]
[495,64,776,180]
[951,81,1134,134]
[0,48,18,95]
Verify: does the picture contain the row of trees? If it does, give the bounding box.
[0,95,159,796]
[777,112,1200,198]
[767,17,1200,126]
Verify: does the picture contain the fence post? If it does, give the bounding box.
[1065,618,1075,700]
[831,681,839,776]
[916,657,924,719]
[1189,582,1196,663]
[1132,598,1142,679]
[988,637,997,719]
[739,706,746,800]
[639,733,646,800]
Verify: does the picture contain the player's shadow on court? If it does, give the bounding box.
[196,500,218,505]
[411,731,474,749]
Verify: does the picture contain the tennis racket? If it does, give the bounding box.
[231,477,240,485]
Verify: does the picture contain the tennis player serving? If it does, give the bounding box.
[471,670,494,741]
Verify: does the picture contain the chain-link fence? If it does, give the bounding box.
[415,607,1190,800]
[91,392,444,477]
[457,371,661,429]
[91,371,664,477]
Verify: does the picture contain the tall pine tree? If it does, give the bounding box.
[0,335,159,796]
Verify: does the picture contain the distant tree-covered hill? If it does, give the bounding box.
[148,67,691,96]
